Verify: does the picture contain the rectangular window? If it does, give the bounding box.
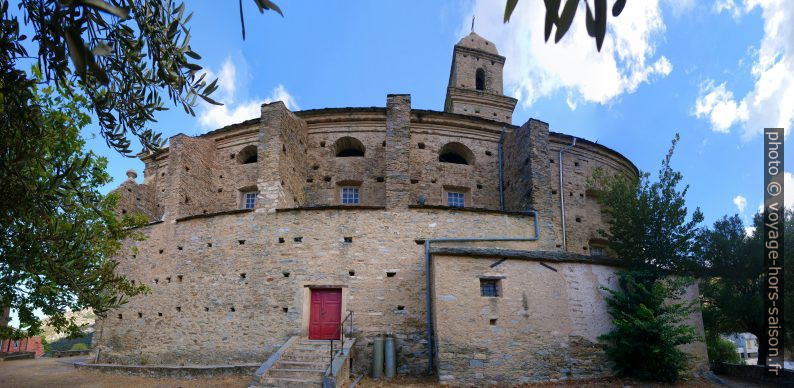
[480,278,500,297]
[341,187,359,205]
[590,246,605,256]
[447,192,465,208]
[243,192,257,209]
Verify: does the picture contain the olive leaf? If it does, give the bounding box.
[503,0,625,52]
[554,0,579,43]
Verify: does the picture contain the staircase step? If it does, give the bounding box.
[269,368,326,379]
[287,350,332,357]
[277,360,327,368]
[293,345,331,350]
[282,354,329,363]
[260,376,323,387]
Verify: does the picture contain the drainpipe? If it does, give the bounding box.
[498,126,505,211]
[559,137,577,251]
[424,210,540,374]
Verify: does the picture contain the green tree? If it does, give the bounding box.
[0,62,148,339]
[592,134,703,382]
[700,210,794,365]
[41,337,50,355]
[593,134,704,275]
[705,334,742,365]
[0,0,279,338]
[599,272,699,382]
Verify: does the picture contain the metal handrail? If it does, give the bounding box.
[327,311,353,376]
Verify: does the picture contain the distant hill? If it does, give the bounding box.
[39,309,96,343]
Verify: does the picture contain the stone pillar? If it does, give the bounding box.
[258,101,309,212]
[161,134,216,221]
[384,94,412,208]
[501,118,557,248]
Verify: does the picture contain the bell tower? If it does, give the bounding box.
[444,32,517,124]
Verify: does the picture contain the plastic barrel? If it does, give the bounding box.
[372,335,384,379]
[384,334,396,378]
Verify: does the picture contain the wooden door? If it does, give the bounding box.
[308,288,342,340]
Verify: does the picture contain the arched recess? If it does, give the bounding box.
[439,142,474,165]
[334,137,365,157]
[236,145,258,164]
[475,68,485,91]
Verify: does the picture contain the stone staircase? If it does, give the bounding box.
[252,337,335,387]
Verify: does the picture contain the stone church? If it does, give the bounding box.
[95,32,708,386]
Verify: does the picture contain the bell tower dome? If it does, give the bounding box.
[444,32,517,124]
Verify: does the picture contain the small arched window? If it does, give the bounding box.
[439,142,474,165]
[334,137,366,157]
[475,68,485,91]
[236,145,258,164]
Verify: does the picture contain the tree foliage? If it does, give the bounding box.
[599,271,699,382]
[591,134,704,276]
[503,0,627,51]
[6,0,280,155]
[699,211,794,364]
[0,0,279,339]
[705,334,742,365]
[0,60,148,339]
[592,135,703,382]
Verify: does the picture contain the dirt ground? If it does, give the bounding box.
[0,357,250,388]
[353,374,776,388]
[0,356,779,388]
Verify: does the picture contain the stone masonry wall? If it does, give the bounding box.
[93,208,544,373]
[432,256,617,386]
[449,46,505,95]
[258,102,309,211]
[431,255,707,386]
[113,173,158,221]
[305,125,387,207]
[501,119,558,250]
[409,122,501,209]
[385,95,412,208]
[165,135,217,220]
[547,135,637,254]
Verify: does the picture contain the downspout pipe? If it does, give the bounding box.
[498,126,505,211]
[424,209,540,375]
[559,137,577,251]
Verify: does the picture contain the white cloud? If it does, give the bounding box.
[732,195,747,213]
[694,80,749,133]
[461,0,671,108]
[744,226,756,236]
[701,0,794,140]
[566,92,577,111]
[713,0,743,19]
[197,57,299,131]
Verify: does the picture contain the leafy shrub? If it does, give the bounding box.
[41,338,50,354]
[706,335,741,365]
[69,342,89,351]
[599,270,699,383]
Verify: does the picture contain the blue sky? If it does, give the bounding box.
[83,0,792,232]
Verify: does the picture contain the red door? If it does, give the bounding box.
[308,288,342,340]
